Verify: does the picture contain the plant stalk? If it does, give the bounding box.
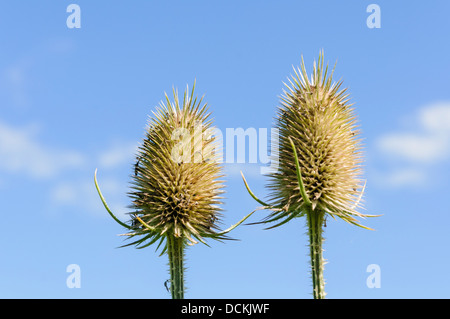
[167,235,185,299]
[307,209,326,299]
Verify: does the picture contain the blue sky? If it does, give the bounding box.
[1,1,450,298]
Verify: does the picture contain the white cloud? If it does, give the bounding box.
[377,133,447,163]
[374,102,450,188]
[1,38,76,110]
[377,102,450,164]
[420,103,450,134]
[374,167,426,188]
[0,120,86,178]
[50,182,78,204]
[49,176,129,219]
[98,141,139,169]
[0,119,136,220]
[1,60,32,109]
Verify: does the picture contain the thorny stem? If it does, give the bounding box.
[167,235,185,299]
[307,208,326,299]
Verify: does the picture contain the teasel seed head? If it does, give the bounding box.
[270,51,372,228]
[265,51,366,225]
[126,82,227,249]
[242,51,376,229]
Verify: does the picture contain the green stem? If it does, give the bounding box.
[167,235,185,299]
[307,209,326,299]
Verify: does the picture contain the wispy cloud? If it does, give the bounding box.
[0,119,136,217]
[0,120,86,178]
[1,59,32,109]
[371,167,427,188]
[49,176,129,219]
[48,141,138,217]
[98,141,139,169]
[373,102,450,188]
[377,102,450,164]
[1,37,75,110]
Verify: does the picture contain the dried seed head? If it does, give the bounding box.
[267,51,366,225]
[127,83,225,247]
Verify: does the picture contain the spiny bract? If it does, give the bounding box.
[266,51,367,227]
[126,84,225,251]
